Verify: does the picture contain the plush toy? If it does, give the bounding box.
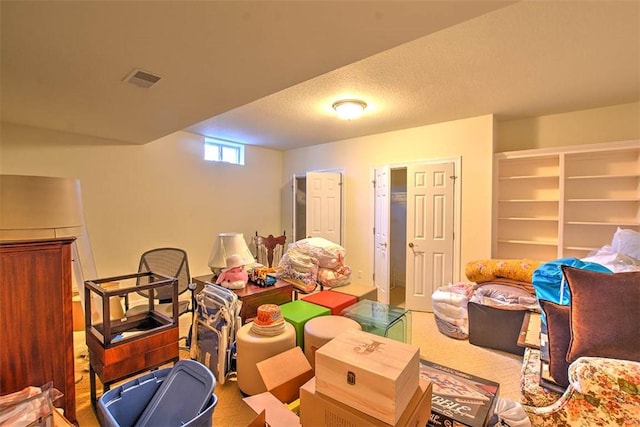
[216,253,249,289]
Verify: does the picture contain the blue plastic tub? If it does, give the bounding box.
[97,360,217,427]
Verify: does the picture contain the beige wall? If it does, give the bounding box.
[495,102,640,152]
[282,114,496,285]
[0,123,283,278]
[2,101,636,286]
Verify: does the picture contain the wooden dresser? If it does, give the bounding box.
[0,238,77,424]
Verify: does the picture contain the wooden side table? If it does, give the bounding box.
[517,311,541,350]
[84,272,180,406]
[193,274,293,324]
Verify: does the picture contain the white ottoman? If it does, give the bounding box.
[236,321,296,396]
[303,315,361,369]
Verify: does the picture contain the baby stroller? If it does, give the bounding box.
[190,283,242,384]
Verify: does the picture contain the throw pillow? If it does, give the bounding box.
[563,266,640,363]
[539,299,571,387]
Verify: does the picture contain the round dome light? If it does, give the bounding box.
[332,99,367,120]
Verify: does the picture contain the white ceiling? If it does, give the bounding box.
[2,1,638,151]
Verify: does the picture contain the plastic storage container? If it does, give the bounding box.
[97,360,217,427]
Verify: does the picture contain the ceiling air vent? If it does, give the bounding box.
[123,68,161,89]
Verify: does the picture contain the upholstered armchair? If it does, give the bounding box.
[522,355,640,426]
[520,266,640,426]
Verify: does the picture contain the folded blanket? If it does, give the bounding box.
[465,259,543,285]
[471,282,539,311]
[475,277,536,295]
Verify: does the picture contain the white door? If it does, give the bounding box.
[306,171,342,244]
[406,162,455,311]
[373,167,390,304]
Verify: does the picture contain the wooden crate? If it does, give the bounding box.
[315,329,420,425]
[300,377,432,427]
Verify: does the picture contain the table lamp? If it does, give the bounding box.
[208,232,255,275]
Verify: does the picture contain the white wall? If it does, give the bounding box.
[281,114,495,286]
[496,102,640,152]
[3,102,636,286]
[0,123,283,279]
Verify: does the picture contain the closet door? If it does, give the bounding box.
[406,162,454,312]
[373,166,391,304]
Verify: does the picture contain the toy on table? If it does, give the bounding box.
[216,254,249,289]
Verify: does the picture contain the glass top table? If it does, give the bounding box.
[341,299,411,343]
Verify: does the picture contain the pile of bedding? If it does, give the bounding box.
[459,259,540,353]
[276,237,352,292]
[470,283,538,310]
[431,282,475,339]
[581,227,640,273]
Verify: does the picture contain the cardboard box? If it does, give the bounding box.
[315,329,420,425]
[419,360,500,427]
[243,393,301,427]
[300,377,432,427]
[256,346,314,404]
[244,347,312,427]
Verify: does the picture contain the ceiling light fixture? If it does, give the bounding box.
[332,99,367,120]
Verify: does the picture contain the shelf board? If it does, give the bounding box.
[566,198,640,202]
[564,245,599,251]
[498,217,558,221]
[497,239,557,246]
[498,199,559,203]
[499,175,559,180]
[565,221,640,226]
[567,174,640,180]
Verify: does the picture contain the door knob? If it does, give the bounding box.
[408,242,414,248]
[380,242,387,247]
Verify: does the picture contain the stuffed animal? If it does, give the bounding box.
[216,253,249,289]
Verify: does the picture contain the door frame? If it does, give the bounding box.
[370,156,462,305]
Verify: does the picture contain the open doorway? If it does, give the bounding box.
[294,175,307,241]
[390,168,407,306]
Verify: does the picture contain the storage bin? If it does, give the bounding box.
[468,302,527,356]
[97,361,217,427]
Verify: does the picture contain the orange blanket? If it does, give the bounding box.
[465,259,543,287]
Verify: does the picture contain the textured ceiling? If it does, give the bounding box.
[1,1,638,151]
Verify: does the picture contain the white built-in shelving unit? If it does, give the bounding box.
[493,140,639,261]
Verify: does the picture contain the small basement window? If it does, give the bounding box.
[204,138,245,165]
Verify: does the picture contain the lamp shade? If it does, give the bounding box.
[208,232,255,273]
[0,175,85,240]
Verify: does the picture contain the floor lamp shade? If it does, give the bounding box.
[208,232,255,273]
[0,175,85,240]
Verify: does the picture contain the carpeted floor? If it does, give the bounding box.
[73,311,524,426]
